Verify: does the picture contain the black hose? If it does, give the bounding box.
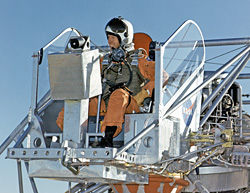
[124,60,133,88]
[187,173,210,193]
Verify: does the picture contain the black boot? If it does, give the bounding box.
[97,126,117,147]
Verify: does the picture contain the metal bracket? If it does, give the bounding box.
[85,132,104,148]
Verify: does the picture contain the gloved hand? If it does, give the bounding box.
[134,89,150,106]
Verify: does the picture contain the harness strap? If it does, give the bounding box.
[126,94,132,108]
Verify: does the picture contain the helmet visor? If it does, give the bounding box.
[107,18,126,33]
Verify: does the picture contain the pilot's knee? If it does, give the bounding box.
[110,88,128,99]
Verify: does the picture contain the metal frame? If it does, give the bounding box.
[200,53,250,127]
[163,45,250,120]
[2,23,250,192]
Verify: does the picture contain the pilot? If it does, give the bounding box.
[56,16,159,147]
[96,16,158,147]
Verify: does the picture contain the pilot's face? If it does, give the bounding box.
[108,34,120,49]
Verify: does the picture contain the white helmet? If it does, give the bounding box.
[105,17,134,48]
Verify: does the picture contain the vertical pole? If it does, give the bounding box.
[30,52,39,122]
[235,82,243,138]
[155,45,163,120]
[24,161,38,193]
[23,52,40,193]
[17,160,24,193]
[68,182,71,193]
[63,99,89,146]
[95,95,102,142]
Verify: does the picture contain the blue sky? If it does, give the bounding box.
[1,0,250,192]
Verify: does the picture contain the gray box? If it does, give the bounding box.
[48,49,102,100]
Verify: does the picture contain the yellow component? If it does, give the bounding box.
[164,172,183,178]
[223,142,233,148]
[190,139,214,143]
[189,132,214,144]
[189,132,213,138]
[189,129,234,148]
[221,129,233,148]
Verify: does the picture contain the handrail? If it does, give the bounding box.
[42,27,81,50]
[93,37,250,52]
[161,37,250,48]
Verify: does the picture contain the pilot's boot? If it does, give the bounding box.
[97,126,117,148]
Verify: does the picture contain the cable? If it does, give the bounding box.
[204,45,250,67]
[129,48,148,59]
[205,45,247,62]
